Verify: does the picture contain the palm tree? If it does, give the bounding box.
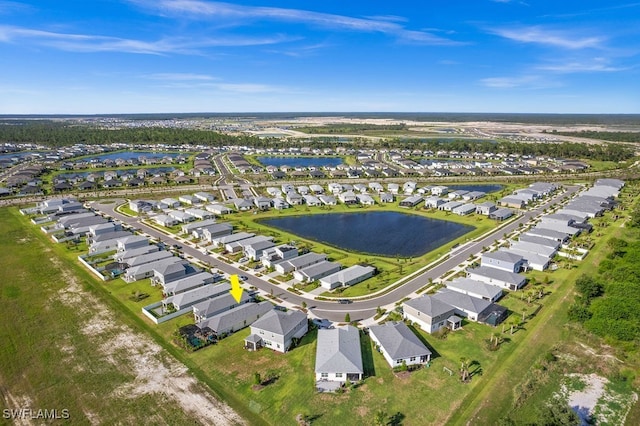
[460,357,471,382]
[374,410,387,426]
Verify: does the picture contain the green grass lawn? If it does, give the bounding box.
[0,208,230,425]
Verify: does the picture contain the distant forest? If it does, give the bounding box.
[551,130,640,143]
[0,121,635,162]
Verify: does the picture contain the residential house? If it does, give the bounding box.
[152,260,190,286]
[475,201,497,216]
[399,195,423,208]
[202,223,234,242]
[402,295,461,334]
[481,251,526,273]
[445,278,503,303]
[315,326,363,389]
[452,203,477,216]
[260,245,298,268]
[244,240,277,261]
[205,204,233,215]
[319,265,376,290]
[196,301,273,338]
[466,266,526,291]
[432,290,492,322]
[192,291,252,322]
[293,261,342,283]
[369,321,431,368]
[181,218,217,235]
[253,196,272,211]
[117,235,149,252]
[275,252,327,274]
[489,208,513,221]
[153,214,178,227]
[245,310,309,353]
[211,232,254,248]
[162,272,220,296]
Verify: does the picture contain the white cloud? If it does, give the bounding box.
[480,74,559,89]
[490,26,604,49]
[0,25,294,54]
[145,73,217,80]
[129,0,460,45]
[537,59,626,73]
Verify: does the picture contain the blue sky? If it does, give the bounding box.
[0,0,639,114]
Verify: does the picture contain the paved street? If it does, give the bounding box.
[92,184,580,322]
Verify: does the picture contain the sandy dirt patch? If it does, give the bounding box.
[51,255,246,425]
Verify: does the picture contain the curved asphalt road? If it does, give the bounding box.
[92,185,579,322]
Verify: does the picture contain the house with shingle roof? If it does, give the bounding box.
[315,326,363,390]
[369,322,431,368]
[402,295,461,334]
[244,309,308,353]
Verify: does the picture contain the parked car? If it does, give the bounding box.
[338,299,352,304]
[240,275,248,281]
[238,257,248,263]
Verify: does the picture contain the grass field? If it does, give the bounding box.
[0,208,251,425]
[3,182,640,425]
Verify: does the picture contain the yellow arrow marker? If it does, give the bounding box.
[230,274,244,303]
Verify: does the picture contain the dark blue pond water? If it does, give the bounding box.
[260,212,473,257]
[257,156,343,168]
[85,151,184,161]
[448,184,503,193]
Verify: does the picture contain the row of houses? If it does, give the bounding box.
[402,179,625,336]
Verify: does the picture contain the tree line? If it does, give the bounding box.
[0,121,635,162]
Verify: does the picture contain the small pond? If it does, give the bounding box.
[256,156,343,168]
[260,211,473,257]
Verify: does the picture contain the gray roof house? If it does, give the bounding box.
[211,232,254,248]
[508,249,552,271]
[153,214,178,227]
[432,290,493,322]
[275,252,327,274]
[197,301,273,338]
[489,208,513,221]
[115,245,159,263]
[466,266,526,291]
[293,261,342,283]
[244,240,277,261]
[163,282,231,311]
[205,203,233,215]
[124,250,174,268]
[181,218,218,235]
[152,260,190,286]
[116,235,149,252]
[260,244,298,268]
[399,195,423,207]
[517,233,561,250]
[315,326,363,390]
[318,195,337,205]
[192,291,251,322]
[403,295,461,334]
[509,241,558,258]
[440,200,463,211]
[527,226,571,243]
[319,265,376,290]
[162,271,219,296]
[481,251,526,273]
[446,278,503,303]
[202,223,234,242]
[124,257,184,283]
[369,321,431,368]
[226,235,273,254]
[475,201,497,216]
[245,310,308,353]
[452,203,477,216]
